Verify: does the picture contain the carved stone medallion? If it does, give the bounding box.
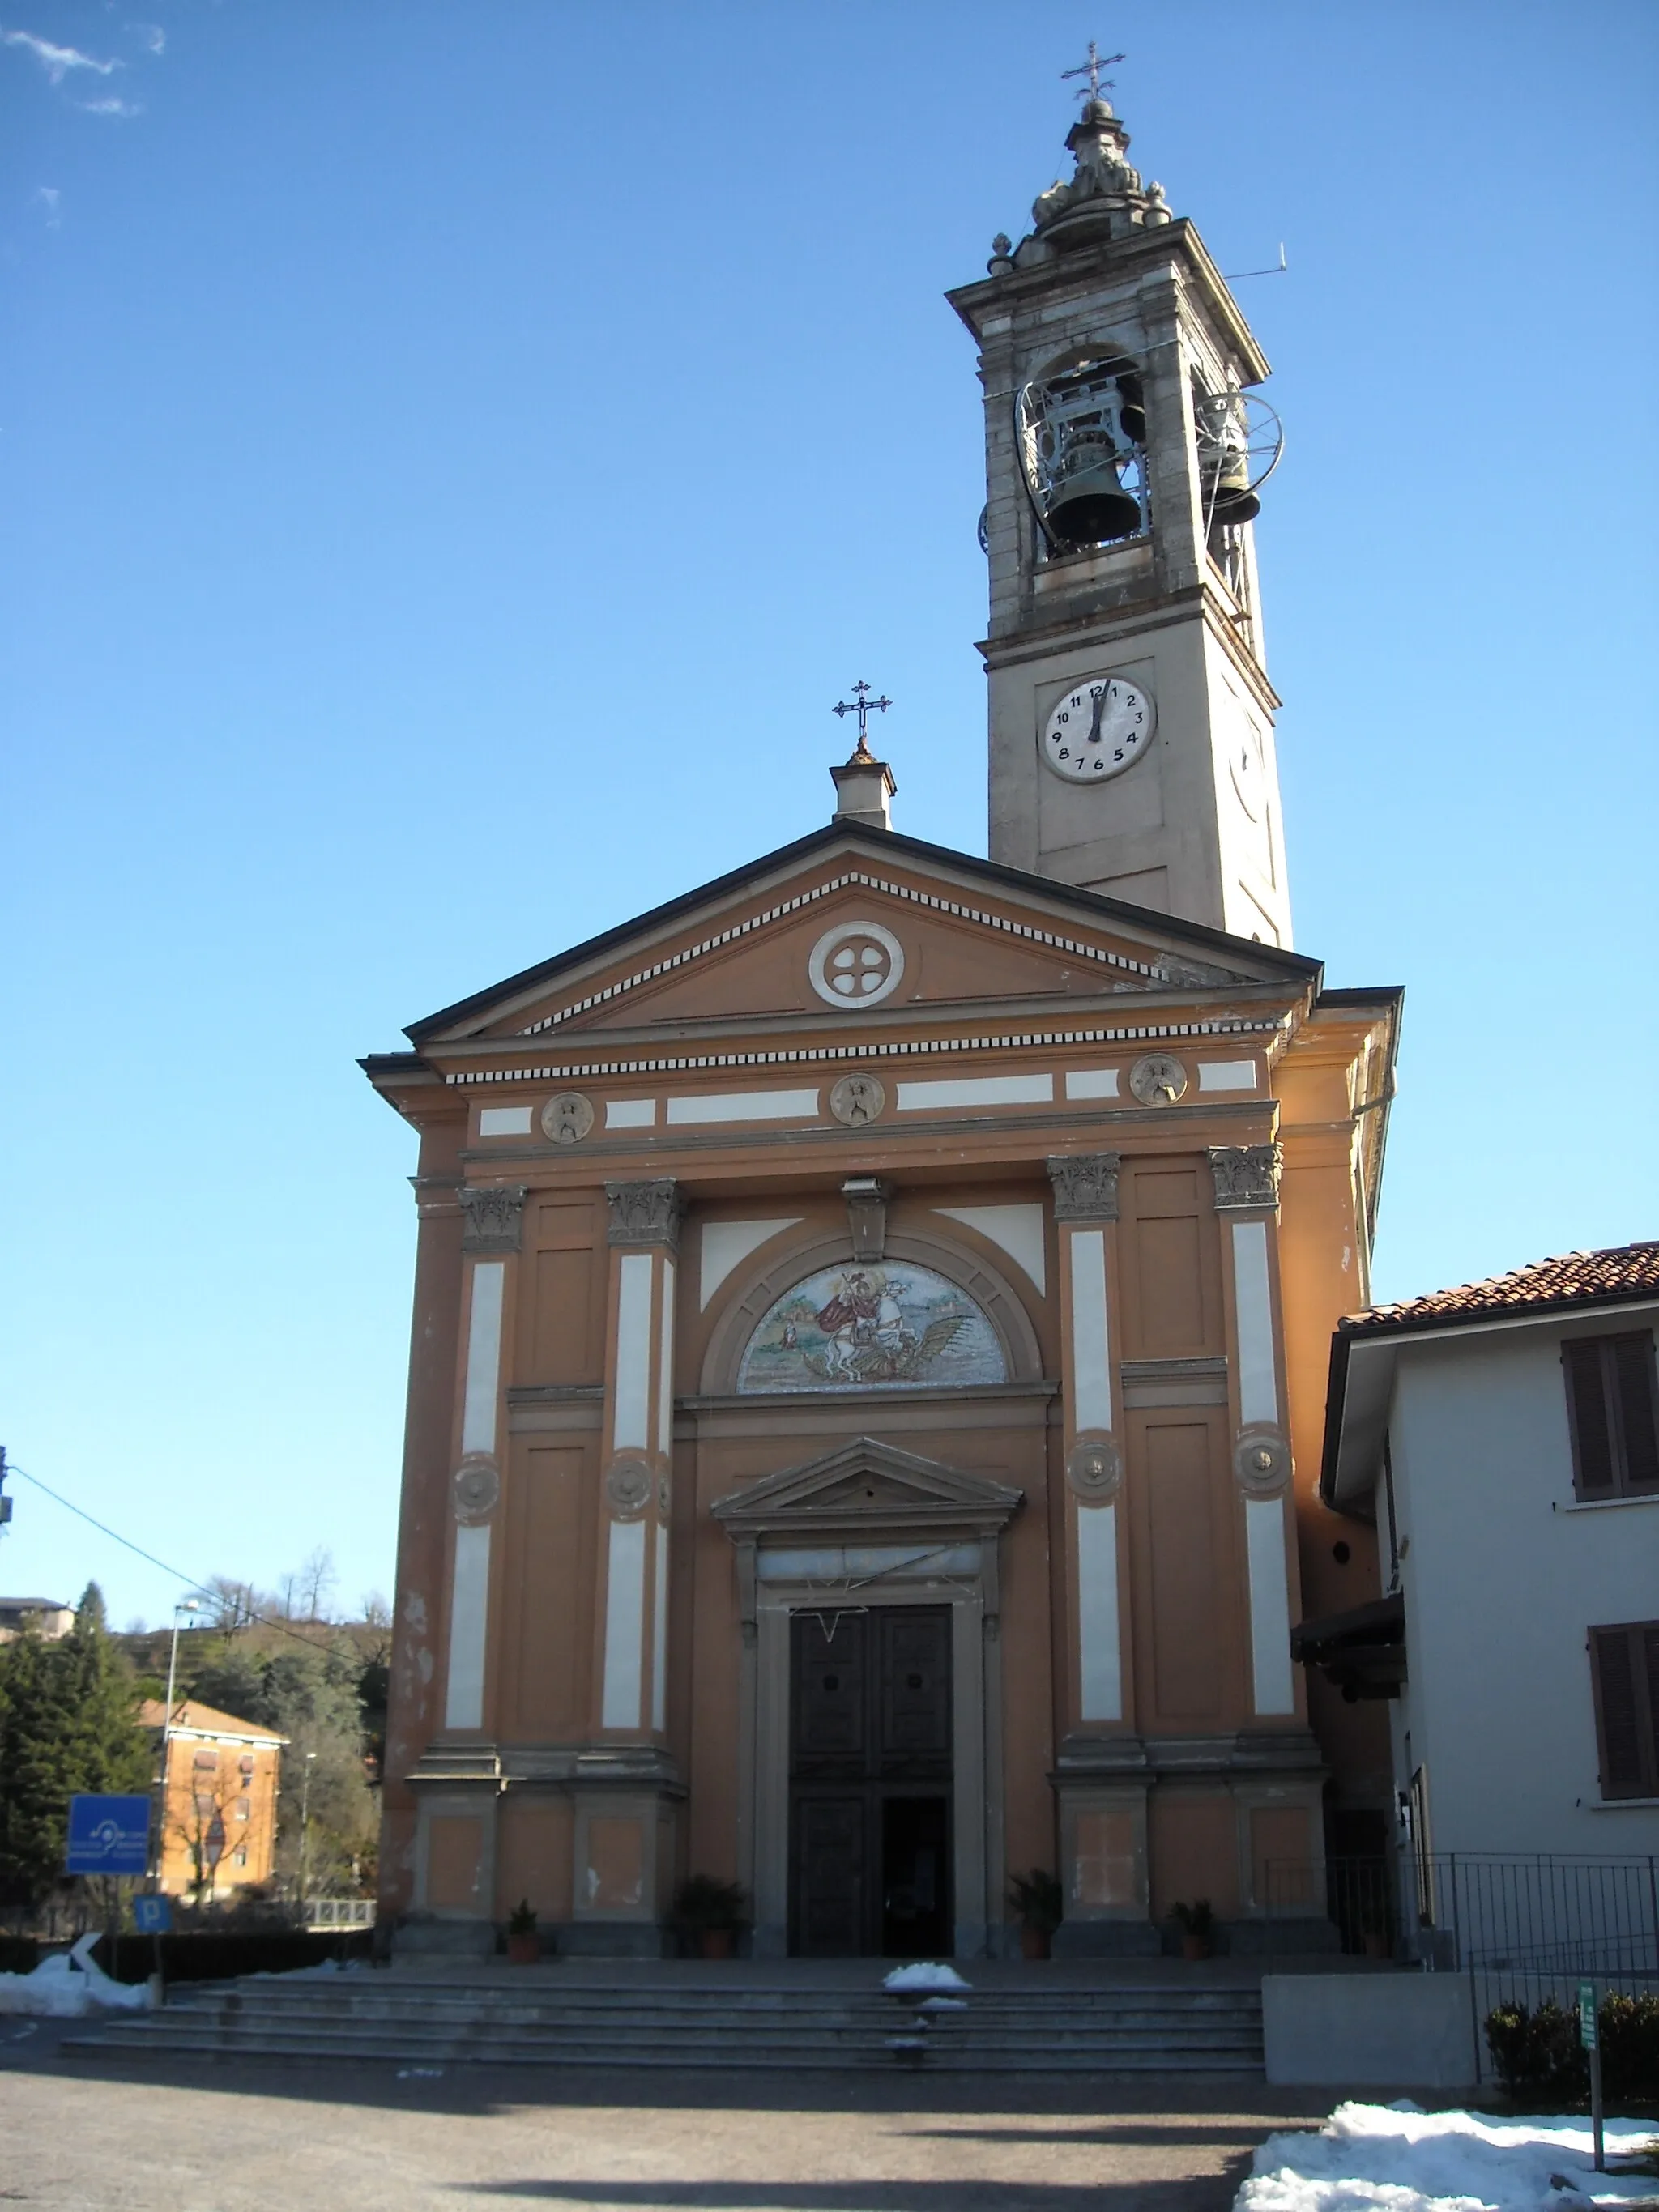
[1047,1152,1120,1223]
[604,1455,653,1517]
[1234,1425,1290,1497]
[1129,1053,1188,1106]
[453,1455,501,1524]
[540,1091,594,1146]
[458,1184,527,1254]
[1067,1432,1123,1505]
[1208,1144,1283,1211]
[829,1072,887,1127]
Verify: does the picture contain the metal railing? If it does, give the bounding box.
[301,1896,375,1933]
[1260,1852,1659,2074]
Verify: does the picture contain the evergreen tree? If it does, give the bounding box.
[0,1583,152,1907]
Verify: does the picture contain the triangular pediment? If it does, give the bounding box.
[404,823,1317,1049]
[711,1436,1024,1541]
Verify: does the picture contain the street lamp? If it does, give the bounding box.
[154,1600,199,1889]
[296,1750,318,1923]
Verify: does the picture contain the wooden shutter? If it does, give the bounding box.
[1564,1339,1616,1496]
[1611,1334,1659,1494]
[1590,1622,1659,1798]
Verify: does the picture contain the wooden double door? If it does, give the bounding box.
[787,1606,953,1958]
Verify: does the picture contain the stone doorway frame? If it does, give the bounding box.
[712,1435,1023,1960]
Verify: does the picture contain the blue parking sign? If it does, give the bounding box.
[134,1894,172,1934]
[66,1794,152,1877]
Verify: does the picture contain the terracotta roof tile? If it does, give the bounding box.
[1339,1242,1659,1336]
[139,1698,288,1743]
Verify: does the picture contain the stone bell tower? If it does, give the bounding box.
[948,84,1293,947]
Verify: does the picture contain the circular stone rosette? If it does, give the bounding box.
[452,1455,501,1524]
[808,920,904,1009]
[1234,1425,1291,1496]
[829,1072,887,1127]
[1128,1052,1188,1106]
[1066,1431,1123,1505]
[540,1091,595,1145]
[603,1455,653,1517]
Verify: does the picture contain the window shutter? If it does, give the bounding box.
[1612,1334,1659,1494]
[1564,1340,1616,1496]
[1645,1627,1659,1788]
[1592,1627,1646,1796]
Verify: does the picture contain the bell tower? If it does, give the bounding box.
[948,79,1293,945]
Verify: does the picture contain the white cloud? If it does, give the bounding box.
[78,95,142,117]
[127,23,165,57]
[31,183,62,228]
[1,28,122,82]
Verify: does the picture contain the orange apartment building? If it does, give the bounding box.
[363,87,1401,1957]
[142,1699,286,1901]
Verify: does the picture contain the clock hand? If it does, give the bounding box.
[1087,684,1109,744]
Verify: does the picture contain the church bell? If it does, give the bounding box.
[1196,389,1261,525]
[1043,442,1145,548]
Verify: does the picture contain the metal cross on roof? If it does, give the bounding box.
[833,679,891,762]
[1062,40,1125,103]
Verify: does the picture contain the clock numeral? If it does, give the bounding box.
[1113,748,1124,762]
[1056,710,1069,724]
[1091,758,1106,773]
[1056,746,1071,761]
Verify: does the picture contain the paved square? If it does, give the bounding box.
[0,2025,1336,2211]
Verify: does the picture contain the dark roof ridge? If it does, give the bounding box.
[1338,1240,1659,1339]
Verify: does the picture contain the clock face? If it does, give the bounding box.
[1042,675,1156,782]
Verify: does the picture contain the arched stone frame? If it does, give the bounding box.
[699,1226,1046,1400]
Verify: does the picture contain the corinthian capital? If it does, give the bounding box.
[458,1183,526,1254]
[1047,1152,1121,1224]
[1207,1144,1282,1212]
[606,1178,683,1251]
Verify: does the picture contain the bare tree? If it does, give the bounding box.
[295,1548,337,1624]
[202,1576,259,1634]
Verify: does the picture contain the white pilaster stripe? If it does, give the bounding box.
[1245,1496,1296,1715]
[612,1252,654,1454]
[1076,1502,1122,1722]
[650,1521,669,1734]
[1230,1218,1278,1426]
[655,1258,675,1460]
[601,1517,646,1729]
[443,1523,491,1730]
[1068,1229,1113,1436]
[460,1261,505,1457]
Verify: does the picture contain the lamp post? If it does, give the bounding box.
[155,1600,199,1887]
[296,1750,318,1924]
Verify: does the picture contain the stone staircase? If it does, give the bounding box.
[63,1972,1264,2073]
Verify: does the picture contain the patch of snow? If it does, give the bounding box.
[247,1958,368,1981]
[0,1933,151,2017]
[917,1995,970,2011]
[882,1962,970,1993]
[1239,2102,1658,2212]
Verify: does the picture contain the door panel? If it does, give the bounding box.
[787,1607,954,1956]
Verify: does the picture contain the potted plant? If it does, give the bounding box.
[1167,1898,1215,1962]
[505,1899,541,1965]
[1007,1869,1064,1960]
[673,1874,748,1960]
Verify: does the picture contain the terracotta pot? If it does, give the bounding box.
[1020,1924,1052,1961]
[699,1927,736,1961]
[506,1932,541,1965]
[1181,1934,1210,1962]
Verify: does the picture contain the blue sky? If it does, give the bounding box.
[2,2,1655,1628]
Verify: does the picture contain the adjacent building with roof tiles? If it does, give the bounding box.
[1309,1242,1659,1866]
[141,1699,288,1900]
[362,87,1405,1958]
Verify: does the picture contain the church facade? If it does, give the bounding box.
[364,87,1401,1958]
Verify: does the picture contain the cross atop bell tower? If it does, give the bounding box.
[947,72,1293,947]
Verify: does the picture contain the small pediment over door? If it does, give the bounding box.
[711,1436,1023,1547]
